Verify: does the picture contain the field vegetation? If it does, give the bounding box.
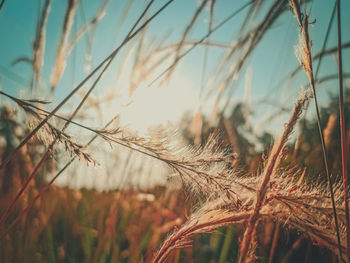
[0,0,349,262]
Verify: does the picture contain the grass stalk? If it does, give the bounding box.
[0,0,5,11]
[0,117,116,240]
[290,41,350,78]
[31,0,52,92]
[1,1,348,261]
[50,0,78,91]
[268,222,280,263]
[153,212,251,263]
[146,0,256,88]
[164,0,209,82]
[238,94,308,262]
[289,0,343,260]
[314,2,336,80]
[219,226,235,263]
[1,89,231,197]
[281,237,303,263]
[66,0,111,57]
[336,0,350,261]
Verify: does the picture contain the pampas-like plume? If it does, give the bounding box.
[239,93,308,262]
[153,167,349,262]
[336,0,350,261]
[2,92,98,165]
[289,0,344,259]
[290,41,350,78]
[50,0,111,92]
[152,94,309,263]
[290,0,312,83]
[0,89,234,199]
[12,0,51,91]
[97,129,237,200]
[32,0,52,91]
[50,0,78,91]
[153,209,251,263]
[66,0,110,58]
[27,116,98,166]
[153,96,308,262]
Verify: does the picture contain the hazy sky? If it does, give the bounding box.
[1,0,349,189]
[0,0,349,134]
[1,0,349,99]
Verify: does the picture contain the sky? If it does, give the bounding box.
[1,1,349,98]
[0,1,349,118]
[0,0,349,189]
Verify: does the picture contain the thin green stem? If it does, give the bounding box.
[146,0,256,88]
[289,0,343,259]
[336,0,349,261]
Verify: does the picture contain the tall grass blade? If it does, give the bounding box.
[239,94,308,263]
[289,0,343,260]
[336,0,350,261]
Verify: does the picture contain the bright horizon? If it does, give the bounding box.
[0,0,349,190]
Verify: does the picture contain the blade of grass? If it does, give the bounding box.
[50,0,78,92]
[239,94,308,262]
[199,0,215,99]
[0,0,5,11]
[219,226,235,263]
[146,0,256,88]
[268,222,280,263]
[336,0,349,261]
[292,1,336,162]
[314,2,336,80]
[164,0,209,83]
[289,0,343,260]
[66,0,111,72]
[31,0,52,92]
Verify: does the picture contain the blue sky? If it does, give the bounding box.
[0,0,349,134]
[1,0,349,189]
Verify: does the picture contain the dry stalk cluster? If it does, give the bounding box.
[153,94,349,263]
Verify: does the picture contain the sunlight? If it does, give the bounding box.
[2,1,348,261]
[119,75,198,135]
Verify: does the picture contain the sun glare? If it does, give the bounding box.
[119,76,198,135]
